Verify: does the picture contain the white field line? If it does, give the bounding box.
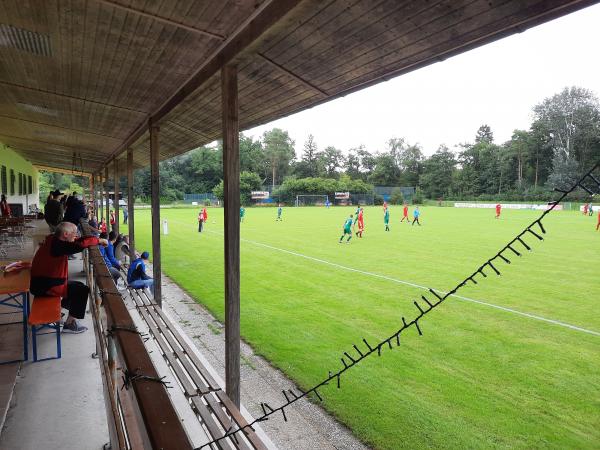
[170,220,600,337]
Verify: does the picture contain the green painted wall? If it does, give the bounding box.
[0,143,40,212]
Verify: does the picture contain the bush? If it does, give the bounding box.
[213,171,262,205]
[412,188,424,204]
[390,187,404,205]
[374,194,384,205]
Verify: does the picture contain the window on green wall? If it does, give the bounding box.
[28,175,32,194]
[0,166,6,194]
[18,173,23,195]
[9,169,15,195]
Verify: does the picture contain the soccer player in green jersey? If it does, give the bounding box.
[240,206,245,222]
[339,215,353,243]
[384,206,390,231]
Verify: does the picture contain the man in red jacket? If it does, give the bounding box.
[30,222,107,333]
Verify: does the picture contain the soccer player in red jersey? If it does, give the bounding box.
[400,204,410,223]
[495,203,502,219]
[355,208,365,237]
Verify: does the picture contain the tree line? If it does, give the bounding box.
[127,86,600,203]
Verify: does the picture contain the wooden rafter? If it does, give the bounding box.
[0,114,123,140]
[0,80,148,116]
[257,52,329,98]
[94,0,226,40]
[33,164,91,178]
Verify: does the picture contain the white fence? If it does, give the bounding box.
[454,202,564,211]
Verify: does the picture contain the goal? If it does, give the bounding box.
[295,194,329,207]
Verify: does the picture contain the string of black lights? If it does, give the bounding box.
[195,161,600,450]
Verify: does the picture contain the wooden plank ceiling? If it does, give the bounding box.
[0,0,597,174]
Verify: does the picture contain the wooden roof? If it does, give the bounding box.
[0,0,597,174]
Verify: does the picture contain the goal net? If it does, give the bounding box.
[295,194,329,207]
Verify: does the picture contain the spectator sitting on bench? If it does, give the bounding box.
[30,222,108,333]
[99,231,124,288]
[114,234,130,266]
[127,251,153,294]
[88,212,100,237]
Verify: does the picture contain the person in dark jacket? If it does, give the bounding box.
[63,193,87,226]
[44,189,64,232]
[30,222,107,333]
[127,251,153,292]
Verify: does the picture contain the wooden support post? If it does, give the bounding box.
[90,174,95,216]
[104,166,110,224]
[127,148,136,259]
[99,174,103,220]
[222,64,240,408]
[114,159,119,234]
[97,174,102,218]
[149,123,162,306]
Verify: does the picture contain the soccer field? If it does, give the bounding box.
[133,205,600,449]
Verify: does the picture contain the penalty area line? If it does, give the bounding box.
[204,229,600,338]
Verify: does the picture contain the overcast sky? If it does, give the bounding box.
[246,3,600,157]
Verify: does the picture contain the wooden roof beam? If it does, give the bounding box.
[166,120,210,140]
[104,0,304,165]
[0,114,123,141]
[257,53,329,98]
[33,164,92,178]
[0,135,107,160]
[0,80,149,116]
[94,0,226,40]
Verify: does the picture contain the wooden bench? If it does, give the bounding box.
[28,296,62,362]
[126,286,273,449]
[82,231,274,449]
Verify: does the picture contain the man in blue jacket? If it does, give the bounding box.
[128,251,154,292]
[99,231,123,286]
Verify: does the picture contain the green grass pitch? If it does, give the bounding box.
[133,205,600,449]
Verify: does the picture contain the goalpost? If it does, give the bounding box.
[295,194,329,207]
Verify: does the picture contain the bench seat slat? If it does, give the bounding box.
[136,306,198,397]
